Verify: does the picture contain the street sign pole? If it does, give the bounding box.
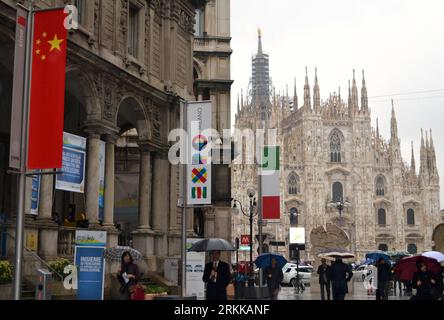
[13,1,34,300]
[180,100,187,298]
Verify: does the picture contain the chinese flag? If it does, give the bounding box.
[27,9,67,169]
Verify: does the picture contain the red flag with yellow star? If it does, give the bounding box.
[27,9,68,169]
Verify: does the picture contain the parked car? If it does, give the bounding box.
[194,265,204,272]
[353,264,374,281]
[282,265,313,286]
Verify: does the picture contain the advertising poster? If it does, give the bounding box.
[289,227,306,244]
[30,174,41,215]
[186,101,212,206]
[56,132,86,193]
[98,140,106,221]
[186,238,206,299]
[75,230,107,300]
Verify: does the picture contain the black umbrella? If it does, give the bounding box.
[188,238,236,252]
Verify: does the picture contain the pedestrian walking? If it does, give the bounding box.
[317,258,331,300]
[411,261,437,300]
[117,251,140,300]
[203,250,231,300]
[329,258,353,300]
[376,258,391,300]
[392,265,403,296]
[264,257,284,300]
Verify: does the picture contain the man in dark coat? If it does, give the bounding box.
[264,257,284,300]
[412,261,437,300]
[329,258,353,300]
[203,250,231,300]
[376,258,392,300]
[317,258,331,300]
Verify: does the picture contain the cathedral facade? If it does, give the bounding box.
[232,32,442,262]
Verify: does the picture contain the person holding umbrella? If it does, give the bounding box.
[117,251,140,300]
[317,258,331,300]
[264,257,284,300]
[330,258,353,300]
[203,250,231,300]
[412,260,437,300]
[376,257,392,300]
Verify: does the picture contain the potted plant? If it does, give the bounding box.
[144,285,169,300]
[48,258,71,281]
[0,260,13,300]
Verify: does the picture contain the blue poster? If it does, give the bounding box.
[56,132,86,193]
[75,246,105,300]
[30,174,40,215]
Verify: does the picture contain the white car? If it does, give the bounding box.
[353,264,374,281]
[282,265,313,286]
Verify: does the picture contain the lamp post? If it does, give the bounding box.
[329,199,351,218]
[231,188,257,286]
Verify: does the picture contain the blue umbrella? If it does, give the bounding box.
[365,251,391,263]
[254,253,288,269]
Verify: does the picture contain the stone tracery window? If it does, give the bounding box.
[332,181,343,202]
[375,175,386,196]
[288,172,300,195]
[330,130,342,162]
[377,208,386,225]
[406,208,415,225]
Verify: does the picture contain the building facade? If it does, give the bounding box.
[232,32,442,261]
[0,0,230,278]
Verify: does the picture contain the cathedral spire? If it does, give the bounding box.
[429,129,438,180]
[352,69,359,112]
[376,118,380,139]
[241,89,244,108]
[313,67,320,112]
[361,70,368,112]
[257,27,263,55]
[237,93,240,113]
[411,141,416,174]
[304,66,311,111]
[348,80,353,115]
[293,77,298,110]
[390,99,398,142]
[338,86,341,102]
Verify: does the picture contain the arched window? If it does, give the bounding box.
[377,208,386,225]
[407,208,415,225]
[288,173,300,195]
[375,176,386,196]
[290,207,298,226]
[332,182,343,202]
[330,130,342,162]
[378,244,388,252]
[407,243,417,254]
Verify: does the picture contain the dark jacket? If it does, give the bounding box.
[377,263,392,283]
[203,261,231,300]
[264,265,283,289]
[117,262,140,300]
[330,261,353,294]
[317,264,331,284]
[412,270,436,300]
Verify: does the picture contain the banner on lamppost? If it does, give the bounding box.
[9,6,28,169]
[260,146,280,221]
[27,9,68,169]
[98,141,106,221]
[56,132,86,193]
[186,101,212,206]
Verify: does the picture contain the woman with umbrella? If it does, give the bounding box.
[117,251,141,300]
[264,257,284,300]
[412,260,437,300]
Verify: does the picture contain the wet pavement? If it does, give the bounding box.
[277,281,411,300]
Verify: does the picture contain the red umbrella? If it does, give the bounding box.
[394,255,442,282]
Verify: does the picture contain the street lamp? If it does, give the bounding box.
[329,199,351,217]
[231,189,257,286]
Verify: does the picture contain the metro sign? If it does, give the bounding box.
[240,234,251,246]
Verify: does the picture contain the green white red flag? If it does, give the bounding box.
[261,146,280,220]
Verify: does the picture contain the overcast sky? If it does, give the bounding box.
[230,0,444,207]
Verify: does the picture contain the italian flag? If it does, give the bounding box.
[261,146,280,220]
